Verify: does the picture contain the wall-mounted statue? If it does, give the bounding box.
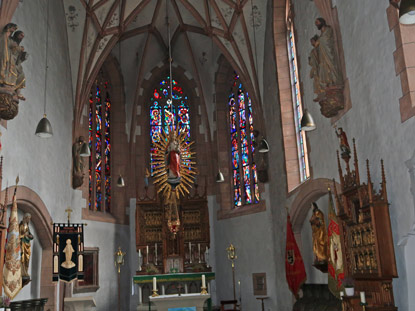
[72,136,86,188]
[310,202,328,269]
[0,23,27,120]
[19,213,33,286]
[335,126,351,163]
[309,18,344,118]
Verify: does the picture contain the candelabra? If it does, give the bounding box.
[226,243,237,301]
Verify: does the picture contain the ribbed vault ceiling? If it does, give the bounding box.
[64,0,268,133]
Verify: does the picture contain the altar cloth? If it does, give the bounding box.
[150,293,210,311]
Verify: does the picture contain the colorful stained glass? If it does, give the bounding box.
[150,76,190,174]
[88,84,111,212]
[229,73,259,207]
[288,28,309,182]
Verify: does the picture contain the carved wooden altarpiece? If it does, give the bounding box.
[334,140,398,311]
[136,184,211,275]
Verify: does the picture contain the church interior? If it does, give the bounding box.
[0,0,414,310]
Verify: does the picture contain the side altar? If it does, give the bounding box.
[133,272,215,306]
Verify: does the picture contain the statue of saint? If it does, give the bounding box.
[335,127,351,159]
[10,31,27,100]
[330,233,343,271]
[72,136,86,188]
[309,35,322,99]
[0,23,18,88]
[19,213,33,279]
[309,202,328,264]
[314,18,343,95]
[61,239,76,269]
[166,136,181,185]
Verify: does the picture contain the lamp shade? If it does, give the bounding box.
[258,138,270,153]
[117,175,125,187]
[80,142,90,157]
[216,170,225,183]
[300,109,316,131]
[399,0,415,24]
[35,114,53,138]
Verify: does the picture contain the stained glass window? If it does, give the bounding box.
[229,74,259,207]
[288,27,310,182]
[150,76,190,174]
[89,82,111,212]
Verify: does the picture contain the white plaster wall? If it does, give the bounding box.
[2,1,73,308]
[2,1,132,310]
[292,0,414,309]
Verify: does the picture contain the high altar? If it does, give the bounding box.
[134,184,214,308]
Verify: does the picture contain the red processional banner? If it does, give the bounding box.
[285,214,306,297]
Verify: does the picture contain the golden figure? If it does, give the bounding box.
[61,239,75,269]
[19,213,33,279]
[310,202,328,264]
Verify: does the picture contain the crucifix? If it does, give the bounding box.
[65,208,73,224]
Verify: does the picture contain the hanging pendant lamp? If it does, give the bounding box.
[35,114,53,138]
[117,174,125,187]
[399,0,415,24]
[80,142,90,157]
[300,109,316,132]
[216,170,225,183]
[36,0,52,138]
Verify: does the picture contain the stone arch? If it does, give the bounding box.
[1,186,56,311]
[289,178,341,234]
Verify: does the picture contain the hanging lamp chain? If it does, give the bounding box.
[250,0,258,75]
[44,0,50,115]
[165,0,174,128]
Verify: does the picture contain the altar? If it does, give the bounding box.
[133,272,215,307]
[150,293,210,311]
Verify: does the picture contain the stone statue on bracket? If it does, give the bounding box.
[72,136,86,188]
[310,202,328,271]
[19,213,33,287]
[309,18,344,118]
[0,23,27,120]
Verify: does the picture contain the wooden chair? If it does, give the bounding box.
[220,300,240,311]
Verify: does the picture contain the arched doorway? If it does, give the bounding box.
[1,186,56,311]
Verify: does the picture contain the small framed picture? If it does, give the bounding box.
[252,273,267,296]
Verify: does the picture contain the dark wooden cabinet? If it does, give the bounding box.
[334,142,398,311]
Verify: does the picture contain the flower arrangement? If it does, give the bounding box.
[342,276,355,288]
[0,296,10,308]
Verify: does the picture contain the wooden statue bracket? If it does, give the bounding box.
[334,140,397,311]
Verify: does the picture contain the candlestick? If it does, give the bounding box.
[198,243,201,263]
[201,274,207,294]
[189,242,192,263]
[146,245,149,264]
[360,291,366,304]
[138,249,143,272]
[155,243,158,265]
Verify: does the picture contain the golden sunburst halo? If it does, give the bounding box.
[151,126,197,201]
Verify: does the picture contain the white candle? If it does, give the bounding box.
[153,277,157,291]
[155,243,157,259]
[340,291,344,298]
[202,274,206,288]
[360,291,366,304]
[198,243,201,263]
[189,242,192,263]
[146,245,149,264]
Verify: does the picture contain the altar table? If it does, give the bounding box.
[150,293,210,311]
